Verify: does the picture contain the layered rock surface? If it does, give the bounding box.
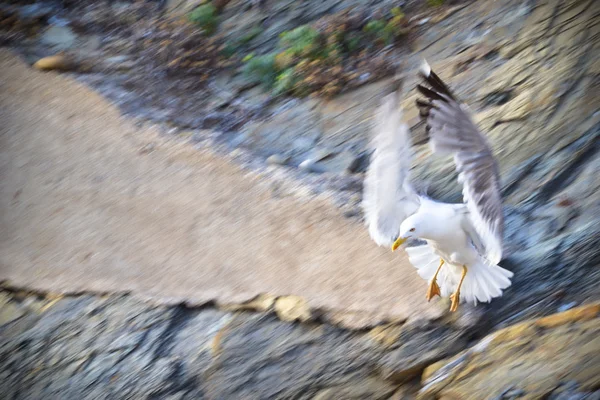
[1,292,598,399]
[0,0,599,397]
[420,304,600,399]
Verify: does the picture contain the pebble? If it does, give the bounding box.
[41,25,77,50]
[346,151,371,174]
[557,302,578,313]
[17,4,54,20]
[274,295,311,322]
[299,159,327,173]
[102,55,135,71]
[33,55,74,71]
[312,148,336,162]
[266,154,290,166]
[291,137,315,153]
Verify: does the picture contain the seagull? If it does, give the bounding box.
[362,61,513,312]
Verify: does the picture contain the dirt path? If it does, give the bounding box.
[0,50,441,326]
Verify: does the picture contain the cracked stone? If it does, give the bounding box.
[274,295,311,322]
[41,25,77,51]
[378,325,466,384]
[266,154,290,166]
[420,303,600,399]
[33,54,74,71]
[0,294,24,325]
[218,293,276,312]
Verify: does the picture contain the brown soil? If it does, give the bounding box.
[0,50,443,327]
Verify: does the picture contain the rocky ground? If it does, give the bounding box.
[1,0,599,398]
[1,291,598,399]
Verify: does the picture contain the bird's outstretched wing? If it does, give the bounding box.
[416,61,504,264]
[363,88,420,247]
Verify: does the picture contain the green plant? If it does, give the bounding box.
[221,26,264,58]
[363,19,386,34]
[391,7,404,18]
[279,26,322,58]
[362,10,407,46]
[324,42,343,63]
[427,0,444,7]
[344,32,362,53]
[363,19,395,45]
[243,53,278,87]
[221,42,238,58]
[240,25,264,44]
[273,68,299,95]
[240,8,405,98]
[189,4,219,34]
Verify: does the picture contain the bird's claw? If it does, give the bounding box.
[426,280,441,301]
[449,292,460,312]
[449,265,467,312]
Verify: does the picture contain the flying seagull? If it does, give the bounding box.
[362,61,513,312]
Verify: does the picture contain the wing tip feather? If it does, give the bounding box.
[420,59,431,77]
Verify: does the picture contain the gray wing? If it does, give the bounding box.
[363,89,420,247]
[416,61,503,264]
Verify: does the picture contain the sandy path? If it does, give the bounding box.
[0,50,442,326]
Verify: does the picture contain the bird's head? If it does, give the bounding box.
[392,217,421,251]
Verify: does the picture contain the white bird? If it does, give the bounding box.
[362,61,513,312]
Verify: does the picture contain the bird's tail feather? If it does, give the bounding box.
[451,259,513,305]
[405,245,513,305]
[405,244,440,280]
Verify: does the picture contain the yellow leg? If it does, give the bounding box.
[426,259,444,301]
[449,265,467,312]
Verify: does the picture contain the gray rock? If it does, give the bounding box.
[102,55,135,71]
[378,326,466,383]
[317,79,391,151]
[242,99,321,157]
[2,292,467,399]
[346,151,372,174]
[2,0,599,397]
[312,147,336,162]
[17,4,54,20]
[292,137,317,154]
[299,150,357,174]
[267,154,290,166]
[299,158,327,173]
[41,25,77,51]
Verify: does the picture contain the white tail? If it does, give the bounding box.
[405,245,513,305]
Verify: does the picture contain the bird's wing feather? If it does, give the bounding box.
[460,212,487,257]
[416,61,504,264]
[363,90,420,247]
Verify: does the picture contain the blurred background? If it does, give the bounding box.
[0,0,598,398]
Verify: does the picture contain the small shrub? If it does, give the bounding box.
[274,51,295,69]
[391,7,404,18]
[279,26,322,58]
[363,19,396,45]
[221,26,263,57]
[241,7,408,98]
[221,42,238,58]
[427,0,445,7]
[243,53,278,88]
[189,4,219,34]
[274,68,299,95]
[240,25,264,44]
[344,33,362,53]
[363,19,386,34]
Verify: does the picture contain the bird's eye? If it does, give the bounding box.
[409,228,416,232]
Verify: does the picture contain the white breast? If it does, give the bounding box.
[419,202,477,266]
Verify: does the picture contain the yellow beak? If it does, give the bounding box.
[392,237,407,251]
